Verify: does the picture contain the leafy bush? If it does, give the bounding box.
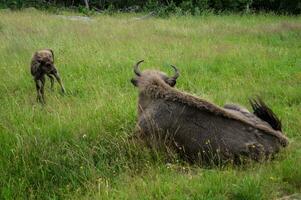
[0,0,300,15]
[252,0,301,14]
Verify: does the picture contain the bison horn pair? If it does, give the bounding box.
[134,60,179,80]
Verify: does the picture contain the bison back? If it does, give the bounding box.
[137,99,283,163]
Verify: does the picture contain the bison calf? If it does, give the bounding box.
[30,49,65,103]
[131,60,288,164]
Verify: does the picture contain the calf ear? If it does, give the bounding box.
[47,49,54,62]
[131,78,138,87]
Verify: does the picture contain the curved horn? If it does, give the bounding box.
[170,65,179,80]
[134,60,144,76]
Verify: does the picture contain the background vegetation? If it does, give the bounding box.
[0,0,300,14]
[0,10,300,199]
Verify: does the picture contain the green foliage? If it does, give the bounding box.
[252,0,301,14]
[0,0,300,14]
[230,177,264,200]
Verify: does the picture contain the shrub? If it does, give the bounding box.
[0,0,299,15]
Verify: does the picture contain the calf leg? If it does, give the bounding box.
[52,72,65,94]
[35,79,44,103]
[47,74,55,91]
[40,76,45,103]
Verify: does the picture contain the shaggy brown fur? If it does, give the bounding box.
[140,76,288,146]
[131,60,288,164]
[30,49,65,103]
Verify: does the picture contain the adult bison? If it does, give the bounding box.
[131,60,288,164]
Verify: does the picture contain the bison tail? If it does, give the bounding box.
[249,97,282,131]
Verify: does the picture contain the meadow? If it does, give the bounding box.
[0,9,300,199]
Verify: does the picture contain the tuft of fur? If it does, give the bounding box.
[249,98,282,131]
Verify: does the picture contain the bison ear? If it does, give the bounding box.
[47,49,54,62]
[131,78,138,87]
[167,79,177,87]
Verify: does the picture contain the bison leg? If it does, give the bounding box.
[47,74,55,91]
[40,76,45,103]
[52,71,65,94]
[35,79,45,104]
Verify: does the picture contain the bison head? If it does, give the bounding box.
[38,58,55,74]
[131,60,179,88]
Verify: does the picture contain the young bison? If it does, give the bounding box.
[30,49,65,103]
[131,60,288,164]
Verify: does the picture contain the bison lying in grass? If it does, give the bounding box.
[131,60,288,164]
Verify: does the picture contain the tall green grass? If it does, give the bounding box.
[0,10,300,199]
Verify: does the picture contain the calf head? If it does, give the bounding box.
[32,49,55,74]
[39,58,55,74]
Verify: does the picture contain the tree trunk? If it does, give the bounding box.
[84,0,89,9]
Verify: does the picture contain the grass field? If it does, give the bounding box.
[0,9,300,199]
